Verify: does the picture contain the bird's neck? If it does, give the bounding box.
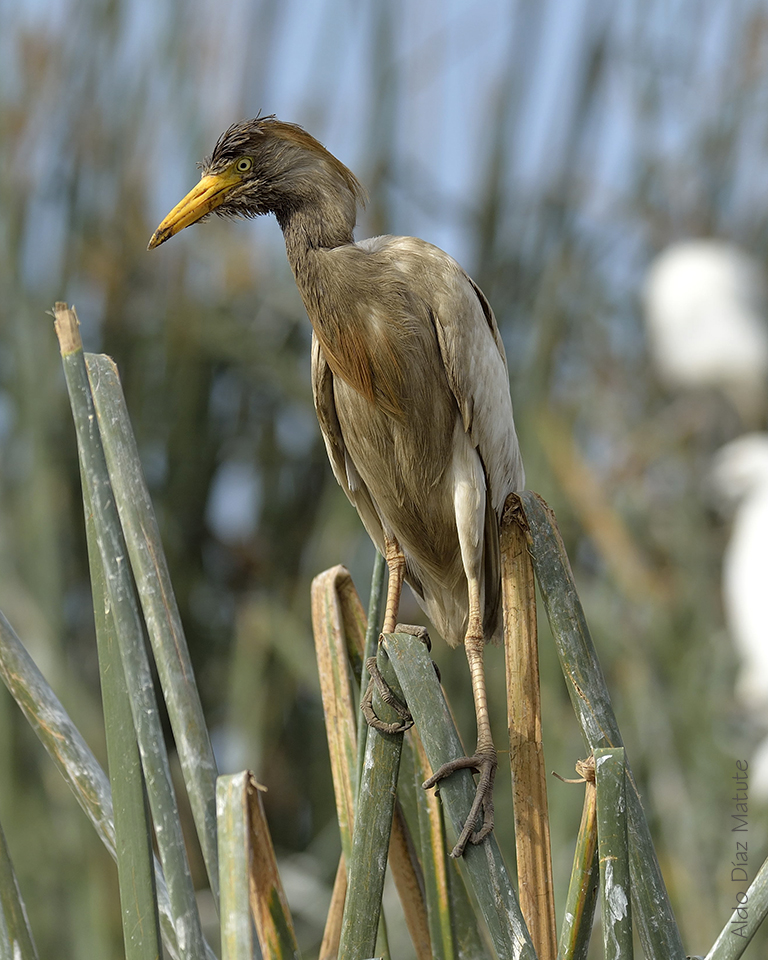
[278,202,407,417]
[277,187,357,259]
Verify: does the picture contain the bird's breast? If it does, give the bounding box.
[308,300,428,419]
[331,354,460,559]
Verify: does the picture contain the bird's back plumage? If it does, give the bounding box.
[307,235,524,645]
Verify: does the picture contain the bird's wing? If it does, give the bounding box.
[311,332,348,490]
[310,332,387,555]
[363,236,525,510]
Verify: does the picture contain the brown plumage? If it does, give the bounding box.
[149,117,525,857]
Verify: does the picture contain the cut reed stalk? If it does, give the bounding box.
[594,747,632,960]
[557,757,599,960]
[54,303,206,960]
[84,486,161,960]
[0,820,38,960]
[501,494,557,960]
[217,772,301,960]
[384,630,537,960]
[519,491,685,960]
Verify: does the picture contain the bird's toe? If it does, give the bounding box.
[392,622,432,652]
[361,656,413,734]
[422,750,497,857]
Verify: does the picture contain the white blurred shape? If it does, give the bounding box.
[206,459,262,543]
[712,433,768,794]
[644,241,768,420]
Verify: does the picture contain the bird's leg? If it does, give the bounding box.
[361,536,413,734]
[423,574,497,858]
[381,534,406,635]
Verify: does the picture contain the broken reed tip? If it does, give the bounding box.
[52,302,82,356]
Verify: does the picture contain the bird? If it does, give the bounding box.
[148,117,525,857]
[711,434,768,796]
[643,240,768,425]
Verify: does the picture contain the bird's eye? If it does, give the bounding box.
[235,157,253,173]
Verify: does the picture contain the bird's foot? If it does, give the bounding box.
[361,624,434,734]
[423,749,497,858]
[391,623,441,681]
[361,656,413,734]
[391,623,431,652]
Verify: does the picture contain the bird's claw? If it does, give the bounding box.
[423,751,497,858]
[390,624,441,682]
[392,623,431,653]
[361,656,413,734]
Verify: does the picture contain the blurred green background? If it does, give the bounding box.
[2,0,768,956]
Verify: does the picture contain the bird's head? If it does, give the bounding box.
[148,116,365,250]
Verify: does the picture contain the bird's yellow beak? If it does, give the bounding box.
[147,170,241,250]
